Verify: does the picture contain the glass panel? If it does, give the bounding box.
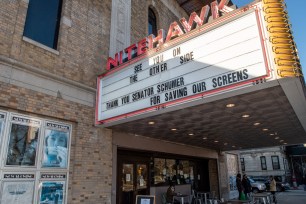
[122,163,134,192]
[6,123,39,166]
[178,160,190,184]
[42,129,69,168]
[1,181,35,203]
[154,158,165,184]
[166,159,176,183]
[23,0,62,49]
[39,181,65,204]
[136,164,147,190]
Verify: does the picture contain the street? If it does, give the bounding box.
[275,190,306,204]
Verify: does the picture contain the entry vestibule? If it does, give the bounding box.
[112,129,220,204]
[116,149,214,204]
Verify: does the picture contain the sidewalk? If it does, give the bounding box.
[289,185,305,190]
[276,189,306,204]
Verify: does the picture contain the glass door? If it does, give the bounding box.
[118,162,149,204]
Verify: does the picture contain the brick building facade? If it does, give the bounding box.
[0,0,222,203]
[1,0,305,203]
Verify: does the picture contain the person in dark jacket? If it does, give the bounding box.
[166,184,179,204]
[242,174,252,199]
[236,173,244,200]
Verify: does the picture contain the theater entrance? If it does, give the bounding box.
[117,151,150,204]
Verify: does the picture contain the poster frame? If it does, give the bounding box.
[41,120,72,169]
[0,110,8,169]
[3,113,42,168]
[38,173,68,204]
[0,172,36,204]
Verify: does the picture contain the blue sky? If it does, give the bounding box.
[233,0,305,78]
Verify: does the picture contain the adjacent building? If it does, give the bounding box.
[239,147,290,182]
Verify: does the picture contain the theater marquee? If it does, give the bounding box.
[96,4,273,125]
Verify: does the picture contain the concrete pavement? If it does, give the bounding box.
[275,190,306,204]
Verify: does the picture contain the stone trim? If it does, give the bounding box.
[0,55,96,107]
[23,36,60,55]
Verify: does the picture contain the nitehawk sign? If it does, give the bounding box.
[96,1,271,125]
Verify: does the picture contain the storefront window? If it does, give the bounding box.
[153,158,165,185]
[152,158,195,186]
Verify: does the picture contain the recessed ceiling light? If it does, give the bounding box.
[262,128,269,131]
[275,137,280,140]
[224,143,228,145]
[171,128,177,131]
[188,133,194,136]
[232,145,236,148]
[280,140,284,142]
[203,137,207,140]
[226,103,235,108]
[253,122,261,126]
[283,143,287,145]
[148,121,155,125]
[214,140,219,143]
[242,114,250,118]
[270,133,275,136]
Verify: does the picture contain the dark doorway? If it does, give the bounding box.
[117,151,150,204]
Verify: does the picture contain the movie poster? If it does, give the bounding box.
[42,122,70,168]
[6,116,40,166]
[39,181,65,204]
[0,181,34,204]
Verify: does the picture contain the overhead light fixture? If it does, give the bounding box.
[171,128,177,131]
[232,145,236,148]
[242,114,250,118]
[270,133,275,136]
[262,128,269,131]
[214,140,219,143]
[188,133,194,136]
[253,122,261,126]
[280,140,284,142]
[224,143,228,145]
[203,137,207,140]
[283,143,287,145]
[226,103,235,108]
[304,144,306,147]
[148,121,155,125]
[275,137,280,140]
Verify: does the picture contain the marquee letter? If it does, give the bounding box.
[106,53,118,70]
[211,0,234,19]
[137,38,148,56]
[166,21,184,42]
[125,44,137,60]
[148,29,165,49]
[180,5,210,32]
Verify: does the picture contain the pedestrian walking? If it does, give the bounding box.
[242,174,252,199]
[270,175,277,203]
[236,173,245,200]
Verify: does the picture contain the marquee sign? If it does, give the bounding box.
[96,3,271,125]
